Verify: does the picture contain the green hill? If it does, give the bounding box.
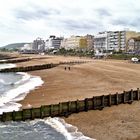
[1,43,30,50]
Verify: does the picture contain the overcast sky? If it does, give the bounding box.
[0,0,140,46]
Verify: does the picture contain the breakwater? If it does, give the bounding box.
[0,58,31,64]
[0,88,139,122]
[0,63,58,72]
[0,61,91,72]
[59,60,92,65]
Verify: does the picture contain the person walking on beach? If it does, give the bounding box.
[68,66,70,71]
[64,67,66,70]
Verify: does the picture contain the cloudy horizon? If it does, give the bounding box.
[0,0,140,46]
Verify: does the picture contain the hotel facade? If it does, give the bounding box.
[94,30,140,52]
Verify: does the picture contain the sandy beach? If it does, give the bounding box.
[13,55,140,140]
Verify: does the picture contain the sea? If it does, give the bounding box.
[0,63,94,140]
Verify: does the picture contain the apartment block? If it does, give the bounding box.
[32,37,45,51]
[46,36,63,50]
[84,34,94,50]
[94,30,140,52]
[127,36,140,52]
[61,35,94,50]
[94,32,108,52]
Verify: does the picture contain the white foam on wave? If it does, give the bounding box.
[45,117,95,140]
[14,72,31,85]
[0,60,6,62]
[0,102,22,114]
[0,64,16,69]
[0,72,44,114]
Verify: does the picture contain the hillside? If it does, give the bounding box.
[1,43,30,50]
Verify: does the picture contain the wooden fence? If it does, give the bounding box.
[0,58,31,64]
[0,88,139,122]
[0,63,58,72]
[59,60,92,65]
[0,61,91,73]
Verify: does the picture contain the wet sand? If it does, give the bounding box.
[15,55,140,140]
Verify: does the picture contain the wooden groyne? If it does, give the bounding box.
[0,88,139,122]
[59,60,92,65]
[0,63,58,72]
[0,58,31,64]
[0,61,91,73]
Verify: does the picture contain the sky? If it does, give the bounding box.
[0,0,140,46]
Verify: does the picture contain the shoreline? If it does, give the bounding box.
[0,71,43,114]
[12,55,140,140]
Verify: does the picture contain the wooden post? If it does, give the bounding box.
[50,63,53,68]
[76,100,79,113]
[84,98,88,111]
[59,103,62,115]
[68,101,71,113]
[2,113,6,122]
[123,91,126,103]
[116,92,119,105]
[92,97,96,109]
[50,105,53,117]
[12,111,16,121]
[130,89,133,102]
[22,110,25,121]
[30,108,34,120]
[40,106,44,118]
[101,95,105,108]
[137,88,140,100]
[109,94,111,106]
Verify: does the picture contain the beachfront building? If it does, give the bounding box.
[108,31,124,52]
[125,31,140,52]
[60,38,68,49]
[45,36,63,50]
[108,30,140,52]
[94,32,108,53]
[94,30,140,53]
[84,34,94,50]
[64,35,82,50]
[127,36,140,53]
[60,35,94,50]
[32,37,45,51]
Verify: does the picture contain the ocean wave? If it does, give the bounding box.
[45,117,95,140]
[0,79,11,85]
[0,64,16,70]
[0,72,44,114]
[0,117,95,140]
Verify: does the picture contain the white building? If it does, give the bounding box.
[94,30,140,53]
[60,35,93,50]
[107,31,126,51]
[45,36,63,50]
[94,32,108,52]
[60,35,82,50]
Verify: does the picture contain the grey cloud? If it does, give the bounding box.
[61,19,103,31]
[96,8,112,17]
[112,19,128,26]
[14,8,60,20]
[111,17,140,28]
